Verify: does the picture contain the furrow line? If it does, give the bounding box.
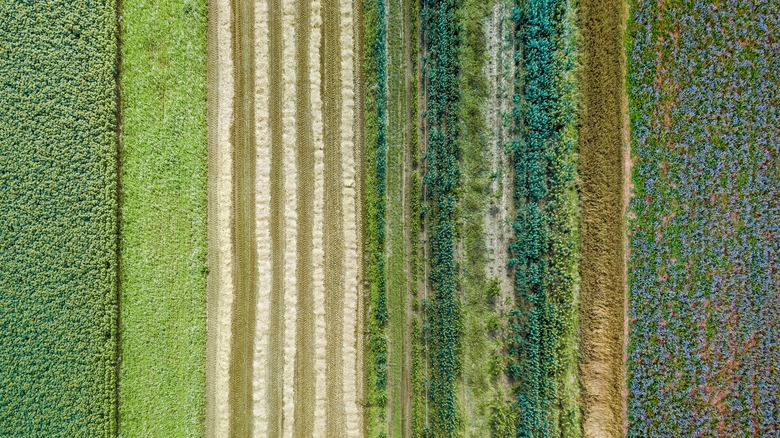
[266,0,285,435]
[323,0,347,433]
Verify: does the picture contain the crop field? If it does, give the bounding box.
[0,1,118,436]
[627,0,780,435]
[2,0,778,436]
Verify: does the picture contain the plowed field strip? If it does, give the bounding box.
[579,0,628,436]
[323,0,346,434]
[292,0,315,433]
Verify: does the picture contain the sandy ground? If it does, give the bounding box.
[251,0,271,435]
[339,0,362,434]
[280,0,298,435]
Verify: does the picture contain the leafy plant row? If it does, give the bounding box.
[508,0,579,436]
[0,1,118,436]
[422,0,461,435]
[364,0,389,433]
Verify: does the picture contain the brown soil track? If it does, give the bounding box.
[578,0,629,436]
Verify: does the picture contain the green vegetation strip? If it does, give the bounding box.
[509,0,580,435]
[422,0,461,434]
[0,1,118,435]
[364,0,389,434]
[118,0,207,435]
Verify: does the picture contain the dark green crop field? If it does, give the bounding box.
[0,1,118,435]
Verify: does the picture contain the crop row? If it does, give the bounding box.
[508,0,580,436]
[627,0,780,435]
[364,0,390,433]
[421,0,461,435]
[0,1,118,436]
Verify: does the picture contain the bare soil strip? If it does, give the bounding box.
[252,0,272,434]
[322,0,347,434]
[579,0,628,435]
[205,0,235,434]
[292,0,316,432]
[266,0,286,435]
[340,0,361,432]
[281,0,299,434]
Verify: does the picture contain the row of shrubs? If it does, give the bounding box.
[364,0,389,433]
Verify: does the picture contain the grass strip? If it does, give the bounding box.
[117,0,208,435]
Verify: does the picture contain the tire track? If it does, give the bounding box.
[323,0,346,434]
[292,0,316,433]
[228,0,257,434]
[266,0,286,435]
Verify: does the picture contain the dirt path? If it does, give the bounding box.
[353,0,367,434]
[578,0,628,436]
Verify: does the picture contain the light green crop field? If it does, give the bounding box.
[118,0,208,435]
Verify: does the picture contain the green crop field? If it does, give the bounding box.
[117,0,208,435]
[0,1,118,435]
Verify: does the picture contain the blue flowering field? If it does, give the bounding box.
[627,0,780,435]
